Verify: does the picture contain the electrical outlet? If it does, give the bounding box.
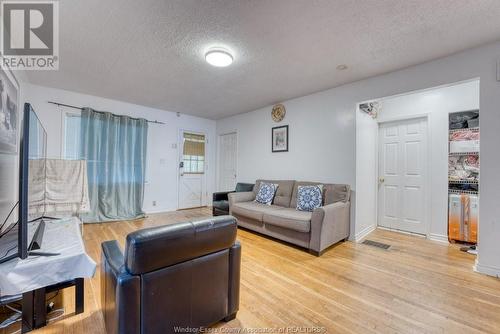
[152,201,157,206]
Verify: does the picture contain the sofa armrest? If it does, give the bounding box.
[213,191,234,202]
[310,201,350,254]
[228,191,255,208]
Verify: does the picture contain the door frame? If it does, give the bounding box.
[375,113,432,238]
[177,128,208,210]
[216,131,238,192]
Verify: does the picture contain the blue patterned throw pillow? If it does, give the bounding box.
[255,182,278,205]
[296,185,323,211]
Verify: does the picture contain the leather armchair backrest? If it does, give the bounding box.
[235,183,254,192]
[124,216,237,275]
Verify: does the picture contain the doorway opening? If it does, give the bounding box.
[355,79,480,255]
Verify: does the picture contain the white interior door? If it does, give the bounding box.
[378,117,428,235]
[178,131,206,209]
[218,132,237,191]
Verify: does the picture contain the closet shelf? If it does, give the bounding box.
[448,180,479,184]
[449,127,479,134]
[449,151,479,156]
[448,189,478,195]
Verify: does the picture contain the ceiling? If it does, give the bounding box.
[26,0,500,120]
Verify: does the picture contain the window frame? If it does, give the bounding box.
[182,154,205,174]
[62,111,83,160]
[181,132,206,175]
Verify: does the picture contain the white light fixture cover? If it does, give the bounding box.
[205,48,233,67]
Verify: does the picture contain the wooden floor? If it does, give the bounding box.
[4,207,500,334]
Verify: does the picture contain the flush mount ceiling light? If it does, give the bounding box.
[205,48,233,67]
[336,64,348,70]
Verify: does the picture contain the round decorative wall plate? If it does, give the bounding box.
[271,104,286,122]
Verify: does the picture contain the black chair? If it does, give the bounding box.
[212,183,254,216]
[101,216,241,334]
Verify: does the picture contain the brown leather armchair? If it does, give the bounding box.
[101,216,241,334]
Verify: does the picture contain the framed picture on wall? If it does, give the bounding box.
[0,54,20,155]
[272,125,288,152]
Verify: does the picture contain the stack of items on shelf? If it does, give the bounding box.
[449,110,479,129]
[448,110,479,244]
[448,154,479,192]
[449,129,479,153]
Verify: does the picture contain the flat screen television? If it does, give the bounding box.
[0,103,57,264]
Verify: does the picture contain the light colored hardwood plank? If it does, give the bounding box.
[3,208,500,334]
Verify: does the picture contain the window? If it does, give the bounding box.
[182,133,205,174]
[64,113,83,159]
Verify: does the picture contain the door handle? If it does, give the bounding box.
[379,177,385,183]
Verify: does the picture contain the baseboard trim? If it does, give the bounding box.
[474,261,500,278]
[429,233,449,244]
[355,224,376,242]
[144,207,177,215]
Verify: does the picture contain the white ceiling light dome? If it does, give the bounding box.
[205,48,233,67]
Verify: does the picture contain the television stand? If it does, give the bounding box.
[0,217,96,332]
[22,278,84,332]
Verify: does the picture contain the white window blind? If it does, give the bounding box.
[183,133,205,174]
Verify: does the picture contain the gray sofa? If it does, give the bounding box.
[228,180,350,256]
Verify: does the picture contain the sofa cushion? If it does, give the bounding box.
[255,182,278,205]
[263,208,312,233]
[290,182,351,207]
[296,185,323,212]
[231,202,283,222]
[254,179,294,207]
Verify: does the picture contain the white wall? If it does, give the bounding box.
[21,83,217,214]
[354,110,378,240]
[373,80,479,242]
[217,40,500,277]
[216,89,356,185]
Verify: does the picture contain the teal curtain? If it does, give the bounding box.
[80,108,148,223]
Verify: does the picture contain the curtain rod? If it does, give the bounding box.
[47,101,166,125]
